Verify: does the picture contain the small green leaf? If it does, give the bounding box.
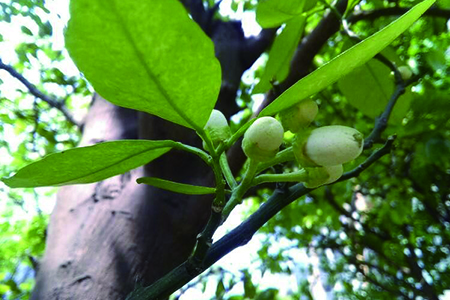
[254,15,306,94]
[137,177,216,195]
[20,26,33,36]
[256,0,305,28]
[2,140,173,188]
[215,279,225,298]
[260,0,435,117]
[65,0,221,130]
[243,270,257,298]
[38,21,53,37]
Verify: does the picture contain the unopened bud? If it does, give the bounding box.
[242,117,284,162]
[398,66,412,80]
[304,165,343,188]
[294,125,364,167]
[279,99,318,132]
[203,109,231,148]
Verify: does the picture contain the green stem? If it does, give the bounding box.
[171,141,212,166]
[211,157,226,209]
[197,128,217,157]
[187,153,226,268]
[220,153,237,189]
[256,147,295,173]
[253,169,308,186]
[222,159,260,220]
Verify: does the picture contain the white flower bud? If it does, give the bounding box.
[203,109,231,148]
[279,99,318,132]
[242,117,284,162]
[294,125,364,167]
[304,165,343,188]
[398,66,412,80]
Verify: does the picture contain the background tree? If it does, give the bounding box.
[0,0,449,299]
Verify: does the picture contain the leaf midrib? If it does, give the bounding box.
[106,0,201,131]
[9,144,171,187]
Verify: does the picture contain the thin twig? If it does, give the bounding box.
[127,135,395,299]
[0,58,80,127]
[340,136,396,181]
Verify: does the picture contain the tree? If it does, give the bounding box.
[1,0,449,299]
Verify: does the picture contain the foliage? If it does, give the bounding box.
[1,0,450,299]
[0,0,87,297]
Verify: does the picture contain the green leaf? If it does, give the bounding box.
[215,279,225,299]
[425,48,447,72]
[65,0,221,130]
[256,0,306,28]
[2,140,173,188]
[338,55,412,124]
[260,0,435,117]
[243,270,257,298]
[344,0,362,18]
[20,25,33,36]
[136,177,216,195]
[254,15,306,94]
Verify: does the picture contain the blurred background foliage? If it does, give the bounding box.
[0,0,89,298]
[0,0,449,299]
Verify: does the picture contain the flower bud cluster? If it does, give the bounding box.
[240,99,364,188]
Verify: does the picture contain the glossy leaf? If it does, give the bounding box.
[136,177,216,195]
[260,0,435,117]
[256,0,305,28]
[2,140,173,188]
[254,15,306,94]
[338,54,412,124]
[65,0,221,130]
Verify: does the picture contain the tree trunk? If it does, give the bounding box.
[31,8,273,297]
[31,93,218,299]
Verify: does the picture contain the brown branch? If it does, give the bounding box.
[0,58,80,127]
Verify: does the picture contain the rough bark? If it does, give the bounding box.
[31,94,216,299]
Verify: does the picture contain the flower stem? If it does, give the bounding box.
[222,158,259,220]
[220,153,237,189]
[253,169,308,186]
[256,147,295,173]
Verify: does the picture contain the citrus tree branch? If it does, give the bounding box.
[126,137,394,300]
[0,58,80,127]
